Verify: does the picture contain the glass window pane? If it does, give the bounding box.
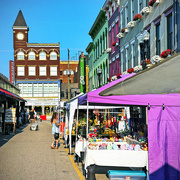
[40,67,46,76]
[29,66,35,76]
[39,52,46,60]
[50,52,57,60]
[28,52,35,60]
[17,51,24,60]
[50,67,57,76]
[17,67,24,76]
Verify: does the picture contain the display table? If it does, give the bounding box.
[75,141,127,157]
[84,149,148,170]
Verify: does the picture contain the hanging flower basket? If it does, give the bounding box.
[148,0,156,6]
[107,77,111,82]
[127,68,134,73]
[133,14,142,21]
[121,27,127,33]
[112,41,117,46]
[160,49,171,58]
[117,73,122,79]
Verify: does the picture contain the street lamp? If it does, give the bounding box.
[97,67,102,87]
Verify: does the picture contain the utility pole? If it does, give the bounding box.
[68,49,70,100]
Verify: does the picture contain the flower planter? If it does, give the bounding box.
[117,33,124,39]
[141,7,149,15]
[106,48,112,53]
[125,29,128,33]
[154,0,160,6]
[133,14,142,21]
[127,21,135,28]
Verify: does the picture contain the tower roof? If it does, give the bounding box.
[13,10,27,27]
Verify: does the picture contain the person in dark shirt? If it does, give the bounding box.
[28,109,36,130]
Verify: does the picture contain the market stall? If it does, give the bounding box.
[78,55,180,180]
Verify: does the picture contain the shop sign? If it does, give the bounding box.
[80,57,85,92]
[9,61,15,83]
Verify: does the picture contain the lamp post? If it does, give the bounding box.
[97,67,102,88]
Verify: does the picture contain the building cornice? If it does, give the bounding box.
[27,43,59,47]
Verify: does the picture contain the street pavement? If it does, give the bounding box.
[0,121,80,180]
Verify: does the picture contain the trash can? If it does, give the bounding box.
[108,170,146,180]
[87,165,96,180]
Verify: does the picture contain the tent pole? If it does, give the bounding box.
[76,106,79,141]
[86,101,89,140]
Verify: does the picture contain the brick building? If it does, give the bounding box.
[60,61,79,101]
[13,10,60,115]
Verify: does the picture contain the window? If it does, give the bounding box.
[39,66,46,76]
[111,62,113,76]
[112,26,115,52]
[121,51,124,73]
[112,6,114,14]
[17,51,24,60]
[120,12,123,29]
[60,70,62,75]
[131,0,134,21]
[156,23,161,55]
[34,84,38,97]
[125,6,128,26]
[50,52,57,60]
[39,52,46,60]
[131,44,135,67]
[109,30,111,48]
[126,48,129,70]
[28,66,36,76]
[50,66,57,76]
[17,66,24,76]
[115,60,117,75]
[28,52,35,60]
[109,12,111,18]
[116,22,119,41]
[167,13,173,50]
[28,84,32,97]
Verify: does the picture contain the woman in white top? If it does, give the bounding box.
[51,112,61,149]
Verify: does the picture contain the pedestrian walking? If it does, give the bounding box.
[28,109,36,130]
[51,112,61,149]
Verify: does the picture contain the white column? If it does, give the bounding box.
[150,23,156,57]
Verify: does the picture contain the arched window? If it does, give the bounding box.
[39,52,46,60]
[17,51,24,60]
[28,52,35,60]
[50,52,57,60]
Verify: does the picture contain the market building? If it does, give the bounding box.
[13,10,60,115]
[103,0,120,77]
[60,60,80,101]
[86,10,108,89]
[0,73,26,134]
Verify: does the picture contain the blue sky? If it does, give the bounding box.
[0,0,105,79]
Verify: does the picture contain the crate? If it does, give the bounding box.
[108,170,146,180]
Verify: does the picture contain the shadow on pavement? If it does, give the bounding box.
[0,124,29,148]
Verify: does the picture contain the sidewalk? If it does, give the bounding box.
[0,121,80,180]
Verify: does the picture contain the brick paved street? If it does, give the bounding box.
[0,121,80,180]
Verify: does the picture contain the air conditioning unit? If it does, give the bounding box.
[127,21,135,28]
[106,48,112,53]
[116,33,124,39]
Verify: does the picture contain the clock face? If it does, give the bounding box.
[17,33,24,40]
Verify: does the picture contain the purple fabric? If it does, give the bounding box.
[148,106,180,180]
[78,94,87,105]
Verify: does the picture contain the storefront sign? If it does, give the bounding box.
[9,60,15,83]
[80,57,85,92]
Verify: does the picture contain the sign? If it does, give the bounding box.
[9,61,15,83]
[80,57,85,92]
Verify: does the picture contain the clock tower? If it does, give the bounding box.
[12,10,29,50]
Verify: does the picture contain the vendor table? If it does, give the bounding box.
[84,149,148,170]
[75,141,127,157]
[3,122,16,134]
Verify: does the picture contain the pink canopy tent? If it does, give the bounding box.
[78,55,180,180]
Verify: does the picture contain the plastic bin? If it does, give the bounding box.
[108,170,146,180]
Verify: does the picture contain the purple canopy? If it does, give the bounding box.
[78,65,180,179]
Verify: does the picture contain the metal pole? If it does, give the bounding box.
[86,101,89,139]
[76,106,79,141]
[68,49,70,100]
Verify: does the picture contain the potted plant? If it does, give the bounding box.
[133,14,142,21]
[117,73,122,79]
[112,41,117,46]
[145,59,151,64]
[121,27,127,33]
[148,0,155,6]
[160,49,171,58]
[127,68,134,73]
[107,77,111,82]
